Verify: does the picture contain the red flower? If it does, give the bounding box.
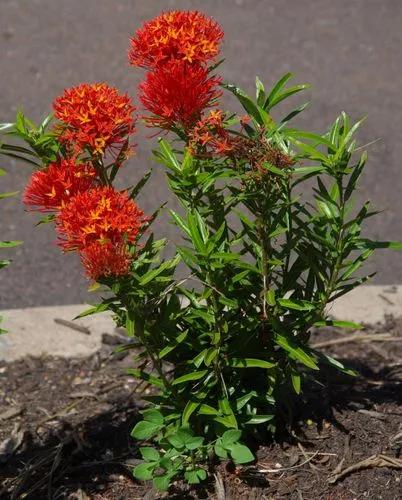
[129,10,223,69]
[23,159,97,212]
[139,61,222,130]
[53,83,136,155]
[56,186,146,251]
[80,241,132,280]
[189,110,240,155]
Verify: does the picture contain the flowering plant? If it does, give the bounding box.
[1,9,401,491]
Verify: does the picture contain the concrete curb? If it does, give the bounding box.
[1,285,402,362]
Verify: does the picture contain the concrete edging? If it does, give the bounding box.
[1,285,401,362]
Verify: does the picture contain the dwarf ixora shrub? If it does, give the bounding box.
[1,9,401,491]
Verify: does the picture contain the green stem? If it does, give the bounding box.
[319,175,346,315]
[133,315,173,393]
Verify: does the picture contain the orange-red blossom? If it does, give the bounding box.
[129,10,223,69]
[56,186,147,280]
[53,82,136,155]
[23,159,97,212]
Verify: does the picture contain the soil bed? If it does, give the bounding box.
[1,319,402,499]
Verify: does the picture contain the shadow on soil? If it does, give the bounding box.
[2,357,402,499]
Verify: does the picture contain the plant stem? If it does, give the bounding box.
[319,175,346,315]
[133,315,172,393]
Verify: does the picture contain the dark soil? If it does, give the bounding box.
[1,318,402,499]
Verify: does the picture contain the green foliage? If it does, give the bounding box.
[0,112,59,166]
[132,420,253,489]
[1,73,399,492]
[0,168,22,333]
[125,74,399,490]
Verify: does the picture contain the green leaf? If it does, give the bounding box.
[131,421,162,440]
[226,358,275,369]
[182,400,200,425]
[158,138,181,172]
[277,298,316,311]
[292,166,325,176]
[235,391,257,411]
[214,416,238,429]
[133,462,156,481]
[266,289,276,306]
[214,442,228,458]
[129,169,152,199]
[126,369,164,389]
[245,414,274,424]
[139,255,180,285]
[185,436,204,450]
[263,162,287,177]
[204,347,218,366]
[229,444,255,464]
[221,430,242,447]
[74,302,110,319]
[184,468,207,484]
[313,320,363,330]
[358,240,402,250]
[255,76,266,106]
[268,84,310,109]
[142,409,164,425]
[153,474,172,491]
[170,210,191,237]
[140,447,160,462]
[275,334,319,370]
[0,240,22,248]
[159,330,188,359]
[313,350,357,376]
[198,404,219,415]
[290,368,301,394]
[265,72,293,108]
[172,370,207,386]
[0,191,19,200]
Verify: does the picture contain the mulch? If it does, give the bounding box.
[1,318,402,499]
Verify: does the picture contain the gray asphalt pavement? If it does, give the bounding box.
[1,0,401,308]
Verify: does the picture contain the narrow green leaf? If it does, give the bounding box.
[226,358,275,369]
[275,334,319,370]
[0,240,22,248]
[278,298,316,311]
[314,320,363,329]
[198,404,219,415]
[172,370,207,386]
[182,400,199,425]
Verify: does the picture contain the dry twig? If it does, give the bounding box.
[258,451,319,473]
[54,318,90,335]
[329,454,402,484]
[312,333,401,349]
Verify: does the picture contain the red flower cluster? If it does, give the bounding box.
[55,186,146,280]
[53,83,136,155]
[129,10,223,68]
[56,186,145,252]
[80,241,132,280]
[131,11,223,131]
[23,159,97,212]
[139,62,222,130]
